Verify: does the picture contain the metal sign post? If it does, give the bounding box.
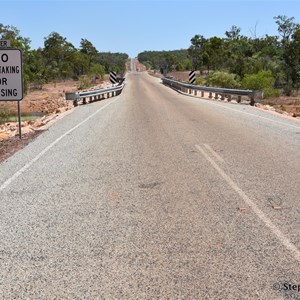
[17,101,22,139]
[0,42,23,139]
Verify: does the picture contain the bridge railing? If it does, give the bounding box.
[162,77,257,106]
[65,83,125,106]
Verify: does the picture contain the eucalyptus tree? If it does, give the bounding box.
[274,15,299,93]
[43,32,77,81]
[80,38,99,69]
[284,27,300,89]
[188,34,207,72]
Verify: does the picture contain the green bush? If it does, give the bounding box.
[242,70,274,90]
[88,64,105,81]
[78,75,91,90]
[263,87,281,98]
[195,76,205,85]
[0,108,11,125]
[207,71,240,88]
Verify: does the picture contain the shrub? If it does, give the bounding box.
[207,71,240,88]
[195,76,205,85]
[88,64,105,82]
[242,70,274,91]
[0,108,11,125]
[78,75,91,90]
[263,88,281,98]
[143,61,153,70]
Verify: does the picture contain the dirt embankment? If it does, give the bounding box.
[0,79,110,162]
[1,80,77,116]
[0,79,112,139]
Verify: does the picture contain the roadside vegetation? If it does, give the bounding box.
[0,106,42,125]
[138,15,300,99]
[0,24,128,93]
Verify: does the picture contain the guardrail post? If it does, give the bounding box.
[162,78,254,106]
[65,83,124,107]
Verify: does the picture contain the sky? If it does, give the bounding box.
[1,0,300,58]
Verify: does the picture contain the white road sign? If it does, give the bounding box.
[0,49,23,101]
[0,40,11,48]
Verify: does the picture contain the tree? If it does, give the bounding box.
[88,63,105,83]
[28,48,47,89]
[71,51,89,79]
[284,27,300,89]
[225,25,241,40]
[274,16,298,93]
[43,32,77,81]
[188,34,207,72]
[0,23,32,93]
[0,23,31,51]
[137,50,190,72]
[80,38,98,69]
[274,15,297,45]
[165,53,179,71]
[204,36,225,72]
[98,52,129,74]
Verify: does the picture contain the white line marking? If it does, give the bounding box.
[194,99,300,130]
[195,144,300,262]
[0,98,119,192]
[203,143,224,163]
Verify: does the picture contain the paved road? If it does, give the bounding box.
[1,71,300,299]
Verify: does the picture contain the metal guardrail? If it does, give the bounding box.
[162,77,256,105]
[65,83,125,106]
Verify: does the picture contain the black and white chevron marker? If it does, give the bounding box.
[109,71,117,84]
[189,71,196,84]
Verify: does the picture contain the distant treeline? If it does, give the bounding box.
[138,49,192,73]
[0,23,129,92]
[138,16,300,96]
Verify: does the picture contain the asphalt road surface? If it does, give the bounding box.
[1,71,300,299]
